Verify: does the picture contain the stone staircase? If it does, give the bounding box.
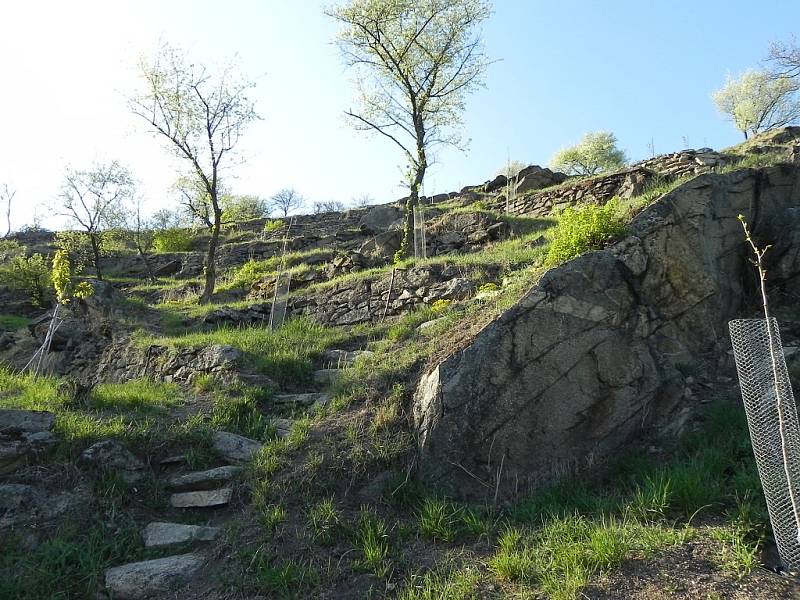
[101,346,362,599]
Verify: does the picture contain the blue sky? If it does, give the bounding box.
[1,0,799,230]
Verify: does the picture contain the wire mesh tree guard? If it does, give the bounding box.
[413,205,426,260]
[729,215,800,570]
[269,216,295,330]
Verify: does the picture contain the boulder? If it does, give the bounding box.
[514,165,567,194]
[0,409,57,474]
[483,174,508,193]
[211,431,262,463]
[359,229,402,259]
[79,439,145,483]
[414,166,800,499]
[153,259,182,277]
[358,205,403,234]
[104,553,205,599]
[142,522,220,548]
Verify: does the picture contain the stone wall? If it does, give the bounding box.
[413,164,800,500]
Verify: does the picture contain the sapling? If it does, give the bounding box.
[737,214,800,543]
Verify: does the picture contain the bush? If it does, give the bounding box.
[54,231,94,272]
[263,219,284,234]
[0,253,51,306]
[153,228,194,252]
[545,200,626,266]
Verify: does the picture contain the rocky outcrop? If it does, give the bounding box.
[413,165,800,499]
[426,211,508,256]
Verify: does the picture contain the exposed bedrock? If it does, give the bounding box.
[413,165,800,500]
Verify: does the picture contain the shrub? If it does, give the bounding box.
[545,200,626,266]
[0,239,25,262]
[153,228,194,252]
[0,253,51,306]
[263,219,284,234]
[54,231,94,272]
[431,299,452,313]
[478,282,500,293]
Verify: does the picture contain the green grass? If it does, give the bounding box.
[354,507,392,577]
[0,313,30,330]
[417,498,462,542]
[0,519,142,599]
[217,248,331,292]
[397,566,481,600]
[307,497,343,545]
[134,317,347,386]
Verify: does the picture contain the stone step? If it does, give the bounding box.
[170,488,232,508]
[142,522,220,548]
[273,392,329,411]
[321,349,374,368]
[313,369,342,386]
[104,553,205,599]
[211,431,263,463]
[167,466,241,492]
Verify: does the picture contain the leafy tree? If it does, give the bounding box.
[221,194,268,224]
[54,231,94,273]
[1,253,51,307]
[55,161,134,280]
[713,70,800,139]
[327,0,491,258]
[151,208,184,230]
[131,44,259,304]
[51,250,93,305]
[153,228,194,253]
[1,184,14,237]
[0,239,25,262]
[269,188,304,217]
[496,160,527,179]
[550,132,627,176]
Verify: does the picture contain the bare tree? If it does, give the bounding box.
[1,184,14,237]
[131,44,259,304]
[312,200,346,214]
[121,197,157,283]
[768,36,800,80]
[351,193,374,208]
[56,161,134,280]
[269,188,304,217]
[327,0,491,259]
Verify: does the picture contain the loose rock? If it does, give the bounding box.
[104,553,205,599]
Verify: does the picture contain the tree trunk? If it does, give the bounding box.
[137,246,156,283]
[199,205,222,304]
[90,232,103,280]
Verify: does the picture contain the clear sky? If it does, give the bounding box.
[1,0,799,230]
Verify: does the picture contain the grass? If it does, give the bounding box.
[0,313,30,330]
[0,519,142,599]
[354,507,392,577]
[134,316,347,386]
[307,497,343,545]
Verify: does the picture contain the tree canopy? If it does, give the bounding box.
[328,0,491,257]
[713,69,800,139]
[550,132,627,176]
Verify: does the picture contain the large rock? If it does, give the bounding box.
[0,410,56,474]
[0,409,55,433]
[514,165,567,194]
[104,553,205,599]
[358,205,403,234]
[414,165,800,499]
[170,488,232,508]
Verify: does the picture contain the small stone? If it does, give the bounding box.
[104,553,205,599]
[168,466,240,492]
[313,369,341,386]
[211,431,262,463]
[273,419,294,439]
[170,488,232,508]
[159,454,186,465]
[142,522,220,548]
[273,393,329,407]
[80,440,145,482]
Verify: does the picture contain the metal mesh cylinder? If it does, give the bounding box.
[729,318,800,569]
[269,271,292,330]
[413,206,427,260]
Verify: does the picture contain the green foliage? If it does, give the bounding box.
[430,299,452,313]
[0,239,25,261]
[545,200,626,266]
[307,498,343,545]
[354,507,392,577]
[54,230,93,272]
[0,253,51,306]
[263,219,284,234]
[713,69,800,138]
[417,498,462,542]
[387,306,437,342]
[478,282,500,293]
[153,227,194,252]
[210,385,273,441]
[52,250,93,304]
[221,194,268,224]
[0,314,30,330]
[550,131,627,176]
[397,567,481,600]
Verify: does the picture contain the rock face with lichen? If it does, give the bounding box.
[413,165,800,500]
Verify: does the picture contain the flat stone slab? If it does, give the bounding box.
[313,369,342,386]
[168,466,240,492]
[104,553,205,599]
[0,409,55,433]
[211,431,262,463]
[322,349,374,367]
[274,393,329,407]
[142,522,220,548]
[170,488,232,508]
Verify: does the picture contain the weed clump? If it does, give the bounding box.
[545,199,626,266]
